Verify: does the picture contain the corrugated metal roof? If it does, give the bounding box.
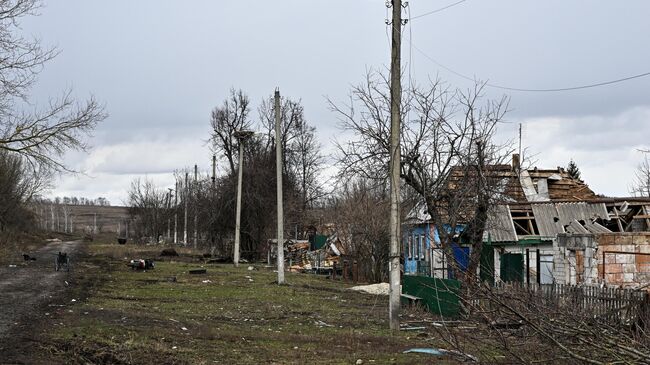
[531,204,563,237]
[585,221,611,234]
[485,205,518,242]
[532,202,611,237]
[566,219,589,234]
[556,202,608,223]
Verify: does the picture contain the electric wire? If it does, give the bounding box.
[410,0,467,20]
[411,42,650,92]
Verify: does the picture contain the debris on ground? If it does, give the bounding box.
[403,348,443,356]
[315,320,334,327]
[349,283,389,296]
[128,259,155,270]
[160,248,178,257]
[22,254,36,261]
[189,268,206,275]
[403,348,478,362]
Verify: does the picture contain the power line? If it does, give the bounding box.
[410,0,467,20]
[411,42,650,92]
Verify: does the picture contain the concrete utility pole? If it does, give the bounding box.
[233,129,254,267]
[167,188,172,240]
[183,172,189,245]
[194,164,198,248]
[93,213,97,234]
[174,180,178,244]
[275,89,285,284]
[388,0,403,331]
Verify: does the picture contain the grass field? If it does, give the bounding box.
[34,242,455,364]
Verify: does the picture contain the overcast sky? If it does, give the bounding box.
[21,0,650,205]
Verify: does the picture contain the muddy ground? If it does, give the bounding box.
[0,240,84,364]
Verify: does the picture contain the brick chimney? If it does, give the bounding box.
[512,153,520,172]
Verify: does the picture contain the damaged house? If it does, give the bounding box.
[404,154,650,289]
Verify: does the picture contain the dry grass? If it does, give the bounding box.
[28,241,459,364]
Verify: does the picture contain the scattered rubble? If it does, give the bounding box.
[349,283,389,295]
[128,259,155,270]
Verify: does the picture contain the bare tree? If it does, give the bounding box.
[330,70,511,276]
[330,178,390,282]
[210,88,252,174]
[0,1,106,172]
[127,178,170,241]
[631,154,650,198]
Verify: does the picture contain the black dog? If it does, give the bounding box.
[22,254,36,261]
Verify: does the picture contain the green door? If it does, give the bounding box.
[500,253,523,283]
[480,245,495,285]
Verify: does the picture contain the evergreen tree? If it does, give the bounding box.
[567,159,581,181]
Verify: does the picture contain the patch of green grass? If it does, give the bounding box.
[42,243,452,364]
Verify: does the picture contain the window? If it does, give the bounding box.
[539,254,554,284]
[420,234,425,260]
[407,235,412,259]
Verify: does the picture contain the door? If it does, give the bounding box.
[500,253,524,283]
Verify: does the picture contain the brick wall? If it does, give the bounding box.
[596,233,650,287]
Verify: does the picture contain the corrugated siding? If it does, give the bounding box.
[556,202,608,223]
[532,202,611,237]
[485,205,518,242]
[531,203,563,237]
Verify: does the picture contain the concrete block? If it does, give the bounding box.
[636,263,650,273]
[604,254,616,264]
[607,264,623,273]
[615,254,634,264]
[623,273,634,283]
[620,245,636,253]
[633,235,650,245]
[606,273,622,283]
[623,264,636,274]
[637,245,650,254]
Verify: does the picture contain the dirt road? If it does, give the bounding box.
[0,240,82,353]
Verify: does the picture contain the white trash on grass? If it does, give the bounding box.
[349,283,390,295]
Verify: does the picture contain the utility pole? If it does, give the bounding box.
[233,130,254,267]
[212,155,216,190]
[184,172,189,245]
[93,213,97,234]
[194,164,198,249]
[388,0,403,331]
[174,180,178,244]
[167,188,172,240]
[275,89,285,284]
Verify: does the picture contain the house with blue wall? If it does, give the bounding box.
[403,203,470,279]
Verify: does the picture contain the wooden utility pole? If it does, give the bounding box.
[275,89,285,284]
[194,164,198,249]
[183,172,189,245]
[388,0,403,331]
[174,180,178,244]
[212,155,216,190]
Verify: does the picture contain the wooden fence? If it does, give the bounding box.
[487,282,650,325]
